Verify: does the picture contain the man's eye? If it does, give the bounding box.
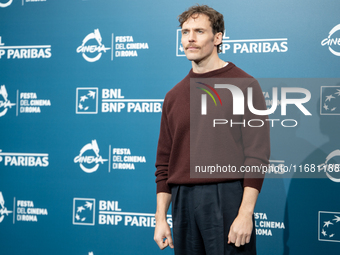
[182,31,188,35]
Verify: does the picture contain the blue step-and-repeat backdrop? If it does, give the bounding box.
[1,0,340,254]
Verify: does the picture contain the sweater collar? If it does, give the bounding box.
[188,62,235,78]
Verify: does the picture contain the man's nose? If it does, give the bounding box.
[188,31,196,42]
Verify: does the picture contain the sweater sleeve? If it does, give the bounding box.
[155,97,172,194]
[241,80,270,192]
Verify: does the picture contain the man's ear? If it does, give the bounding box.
[214,32,223,46]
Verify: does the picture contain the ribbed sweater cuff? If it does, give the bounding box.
[156,180,171,194]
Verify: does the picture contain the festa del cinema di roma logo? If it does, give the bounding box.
[76,29,110,62]
[0,0,46,7]
[196,82,311,128]
[73,139,146,172]
[76,29,149,62]
[0,191,48,223]
[0,85,15,117]
[74,140,108,173]
[321,24,340,57]
[0,0,12,8]
[318,149,340,183]
[0,84,52,117]
[0,192,12,223]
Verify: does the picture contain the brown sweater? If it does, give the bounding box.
[155,62,270,194]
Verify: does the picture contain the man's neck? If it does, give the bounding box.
[191,54,226,74]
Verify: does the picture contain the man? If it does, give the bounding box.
[154,5,270,255]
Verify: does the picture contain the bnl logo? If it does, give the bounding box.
[319,211,340,242]
[76,88,98,114]
[197,83,312,116]
[320,86,340,115]
[73,198,95,226]
[176,29,185,57]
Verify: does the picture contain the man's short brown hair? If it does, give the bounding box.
[178,5,225,53]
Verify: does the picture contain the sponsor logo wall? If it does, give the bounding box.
[1,1,340,255]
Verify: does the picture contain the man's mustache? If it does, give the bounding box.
[185,44,201,50]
